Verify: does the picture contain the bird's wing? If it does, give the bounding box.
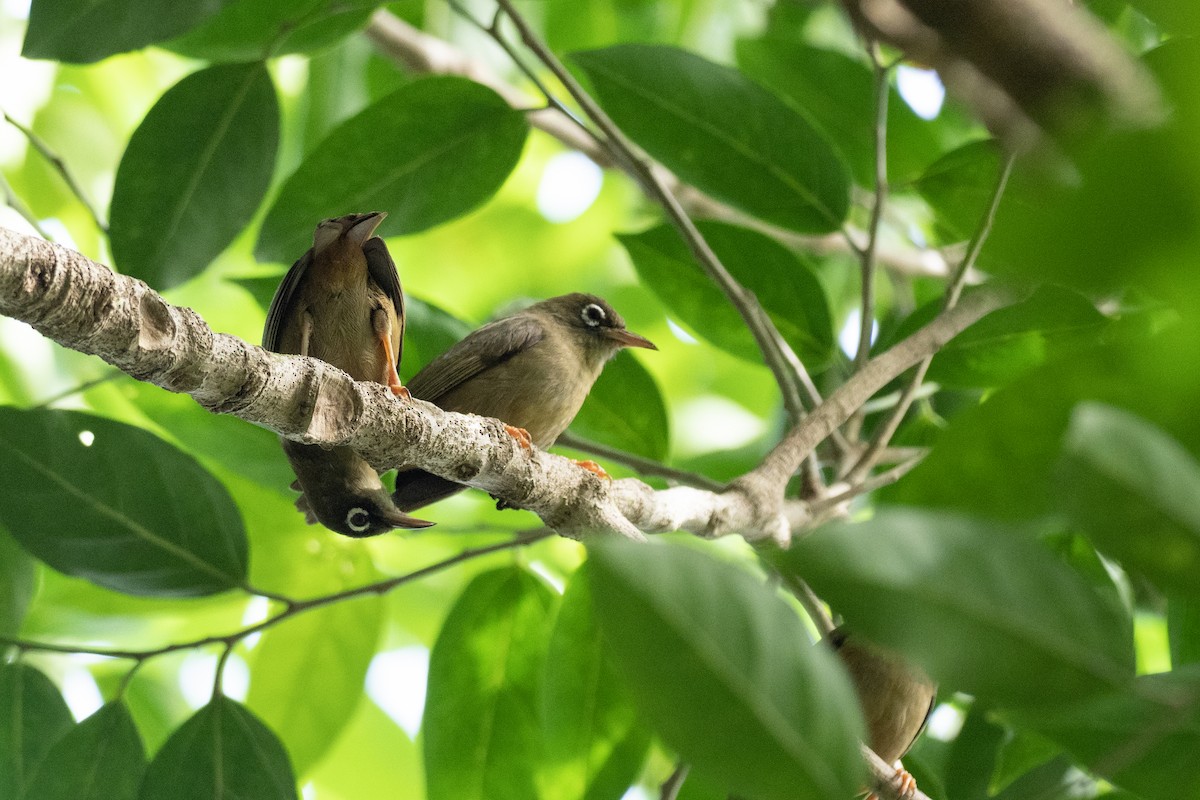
[406,314,545,404]
[362,236,405,366]
[262,249,312,351]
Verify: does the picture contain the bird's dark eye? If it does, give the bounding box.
[345,507,371,533]
[581,303,606,327]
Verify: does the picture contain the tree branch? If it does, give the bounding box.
[0,227,1014,545]
[748,283,1025,497]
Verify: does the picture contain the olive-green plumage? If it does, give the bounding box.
[829,628,936,764]
[393,293,655,511]
[263,212,433,536]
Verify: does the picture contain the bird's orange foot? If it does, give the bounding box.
[574,460,611,480]
[389,383,411,400]
[505,425,533,449]
[867,767,917,800]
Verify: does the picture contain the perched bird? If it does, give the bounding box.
[392,293,656,511]
[263,212,433,536]
[828,628,936,798]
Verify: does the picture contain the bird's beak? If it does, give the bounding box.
[346,212,387,246]
[605,328,657,350]
[378,506,436,529]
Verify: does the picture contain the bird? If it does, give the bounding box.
[828,628,936,799]
[262,212,433,536]
[391,293,656,511]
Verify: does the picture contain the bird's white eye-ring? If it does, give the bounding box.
[346,507,371,532]
[581,303,606,327]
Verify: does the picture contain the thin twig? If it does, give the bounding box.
[32,370,124,409]
[3,111,108,233]
[488,0,813,428]
[660,762,690,800]
[0,530,550,663]
[844,153,1017,484]
[778,569,835,636]
[555,431,726,492]
[448,0,602,148]
[853,43,891,372]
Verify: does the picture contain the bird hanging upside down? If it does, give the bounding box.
[262,212,433,537]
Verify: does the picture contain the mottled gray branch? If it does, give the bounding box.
[0,228,1013,544]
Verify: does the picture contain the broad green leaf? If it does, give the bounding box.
[1059,403,1200,595]
[619,221,834,367]
[22,0,230,63]
[246,594,384,775]
[571,350,669,461]
[914,139,1005,244]
[23,702,145,800]
[991,728,1063,796]
[256,77,529,264]
[539,570,649,800]
[736,37,941,185]
[1128,0,1200,34]
[167,0,379,61]
[989,757,1077,800]
[0,664,74,799]
[400,297,473,379]
[899,285,1106,388]
[574,44,850,233]
[944,707,1005,800]
[1009,667,1200,800]
[587,539,864,800]
[424,567,556,800]
[110,63,279,290]
[139,696,297,800]
[783,509,1135,707]
[1168,597,1200,667]
[128,381,292,491]
[0,532,36,636]
[0,408,248,597]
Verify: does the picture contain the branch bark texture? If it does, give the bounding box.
[0,227,1013,544]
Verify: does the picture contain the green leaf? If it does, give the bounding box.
[587,539,864,800]
[619,221,834,367]
[0,531,36,636]
[574,44,850,233]
[944,707,1005,800]
[128,381,293,491]
[539,570,649,800]
[1059,403,1200,595]
[1168,596,1200,667]
[1010,667,1200,800]
[139,696,297,800]
[570,350,669,461]
[400,297,473,379]
[0,407,248,597]
[246,594,384,775]
[167,0,378,62]
[735,37,941,186]
[22,0,231,63]
[424,567,556,800]
[109,63,279,290]
[23,702,146,800]
[926,285,1107,388]
[914,139,1005,244]
[256,77,529,264]
[783,509,1135,707]
[0,663,74,799]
